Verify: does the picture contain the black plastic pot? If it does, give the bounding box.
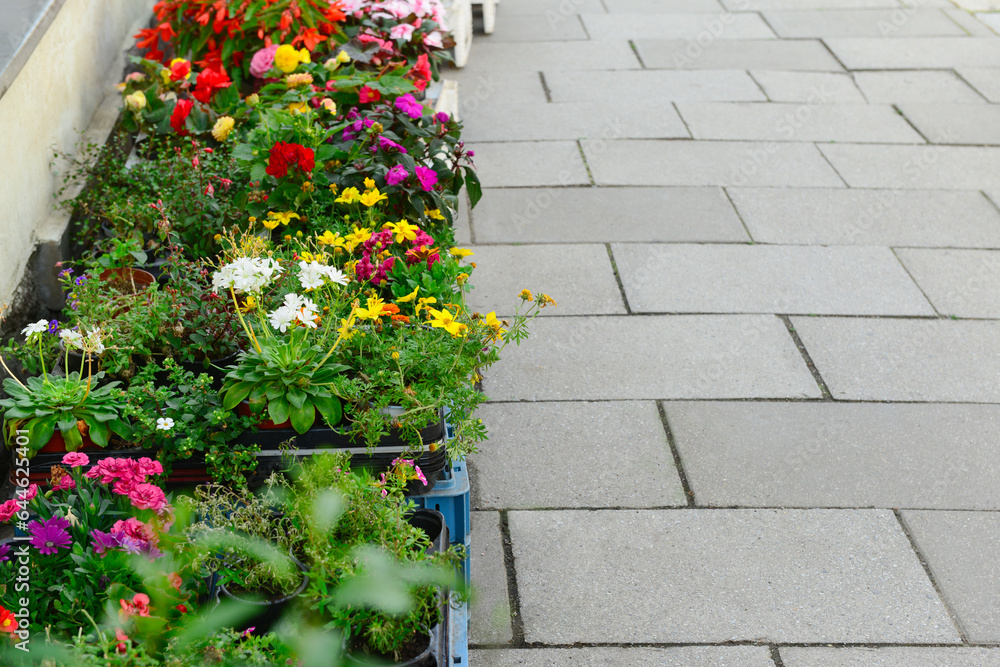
[65,350,101,377]
[232,410,446,450]
[218,554,309,636]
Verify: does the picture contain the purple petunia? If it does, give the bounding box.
[414,166,438,191]
[385,165,409,186]
[0,542,9,563]
[377,136,407,153]
[394,94,424,120]
[29,516,71,555]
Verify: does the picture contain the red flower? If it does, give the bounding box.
[265,142,315,179]
[407,54,432,92]
[168,59,191,82]
[359,86,381,104]
[293,27,327,51]
[191,67,231,104]
[0,606,16,634]
[134,22,176,62]
[115,628,129,654]
[176,604,188,614]
[170,99,193,135]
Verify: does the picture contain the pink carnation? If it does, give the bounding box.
[62,452,90,468]
[135,457,163,478]
[52,476,76,492]
[249,44,278,78]
[0,499,21,522]
[128,484,168,513]
[19,484,38,502]
[112,517,159,546]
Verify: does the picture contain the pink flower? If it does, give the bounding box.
[113,517,158,545]
[359,85,381,104]
[135,457,164,479]
[19,484,38,501]
[52,476,76,492]
[62,452,90,468]
[386,165,409,185]
[414,166,438,191]
[168,572,182,591]
[128,484,168,512]
[115,628,129,654]
[390,23,415,41]
[119,593,151,620]
[423,31,443,49]
[394,93,423,120]
[249,44,278,78]
[113,479,138,496]
[0,500,21,522]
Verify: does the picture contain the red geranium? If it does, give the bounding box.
[265,142,315,178]
[359,86,381,104]
[191,67,231,103]
[170,99,194,135]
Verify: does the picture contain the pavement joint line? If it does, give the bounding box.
[812,141,851,188]
[721,187,757,242]
[672,101,695,140]
[467,137,1000,147]
[745,70,773,102]
[769,644,786,667]
[892,103,932,144]
[498,509,527,647]
[479,312,951,319]
[538,71,552,103]
[604,243,634,315]
[893,509,971,644]
[468,640,1000,649]
[483,396,1000,406]
[577,14,592,41]
[954,68,993,103]
[657,402,696,506]
[889,246,942,317]
[628,39,646,69]
[980,189,1000,218]
[575,139,596,186]
[480,505,1000,513]
[818,37,851,73]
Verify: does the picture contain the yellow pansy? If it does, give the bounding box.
[396,286,420,303]
[386,220,419,243]
[336,187,361,204]
[449,248,474,260]
[359,188,388,208]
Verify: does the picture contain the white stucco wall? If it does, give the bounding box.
[0,0,153,309]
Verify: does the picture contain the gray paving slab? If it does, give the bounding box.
[470,647,777,667]
[636,38,844,70]
[825,37,1000,69]
[581,13,776,40]
[902,510,1000,643]
[896,249,1000,319]
[953,0,1000,9]
[974,11,1000,33]
[469,511,512,645]
[481,315,822,400]
[508,509,960,643]
[781,647,1000,667]
[469,401,686,509]
[898,103,1000,145]
[726,187,1000,246]
[613,244,933,315]
[957,67,1000,102]
[763,9,966,38]
[721,0,898,7]
[853,70,989,104]
[604,0,725,11]
[819,144,1000,190]
[544,69,768,103]
[943,8,999,36]
[461,101,690,142]
[675,102,924,143]
[665,401,1000,510]
[471,186,750,244]
[469,142,590,188]
[478,14,588,42]
[459,41,640,72]
[583,140,846,187]
[790,317,1000,402]
[750,70,867,103]
[487,0,606,15]
[452,70,549,107]
[465,244,626,316]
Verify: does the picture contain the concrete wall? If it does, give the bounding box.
[0,0,152,328]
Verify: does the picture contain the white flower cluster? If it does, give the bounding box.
[59,329,106,354]
[212,257,283,294]
[298,260,349,290]
[21,320,49,337]
[268,293,320,333]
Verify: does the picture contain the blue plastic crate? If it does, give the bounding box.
[410,460,471,586]
[447,598,469,666]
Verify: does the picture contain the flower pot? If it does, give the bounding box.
[233,408,446,447]
[65,351,101,377]
[343,632,435,667]
[98,267,156,294]
[218,554,309,635]
[24,447,211,488]
[236,400,291,429]
[37,431,99,455]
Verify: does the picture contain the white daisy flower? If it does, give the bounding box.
[22,320,48,337]
[298,261,327,290]
[268,305,297,333]
[156,417,175,431]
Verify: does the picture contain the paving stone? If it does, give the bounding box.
[636,38,844,70]
[469,402,685,509]
[460,41,640,72]
[953,0,1000,9]
[896,249,1000,318]
[469,142,590,188]
[613,244,933,315]
[544,69,767,103]
[508,509,960,643]
[604,0,726,12]
[898,103,1000,145]
[583,140,845,187]
[975,11,1000,32]
[676,102,923,143]
[471,186,750,244]
[461,101,690,142]
[763,9,966,37]
[470,647,777,667]
[853,70,988,104]
[488,0,606,14]
[665,401,1000,510]
[781,647,1000,667]
[957,67,1000,102]
[479,14,588,42]
[825,37,1000,69]
[581,13,776,40]
[452,70,549,107]
[902,510,1000,643]
[727,187,1000,246]
[465,244,626,316]
[482,315,821,400]
[944,8,999,36]
[469,511,512,645]
[790,317,1000,402]
[721,0,898,7]
[819,144,1000,190]
[750,70,867,103]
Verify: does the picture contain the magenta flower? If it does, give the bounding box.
[0,543,10,563]
[128,484,168,512]
[385,165,409,186]
[62,452,90,468]
[19,484,37,502]
[435,112,450,124]
[0,500,21,522]
[394,94,423,120]
[377,136,407,153]
[135,457,163,479]
[414,166,438,191]
[51,476,76,492]
[90,529,122,558]
[28,516,71,555]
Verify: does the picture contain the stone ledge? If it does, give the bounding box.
[0,0,68,100]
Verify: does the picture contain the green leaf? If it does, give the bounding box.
[223,382,255,410]
[28,416,56,454]
[286,386,307,409]
[62,422,83,452]
[464,166,482,208]
[250,162,267,183]
[313,395,343,427]
[231,143,255,162]
[289,401,316,434]
[268,397,290,425]
[88,420,110,447]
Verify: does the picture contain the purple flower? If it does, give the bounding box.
[74,276,87,286]
[58,268,73,278]
[394,94,423,120]
[0,542,9,563]
[90,529,122,557]
[385,165,409,186]
[47,320,59,334]
[29,516,71,555]
[435,112,450,124]
[414,166,438,191]
[377,136,407,153]
[467,150,475,158]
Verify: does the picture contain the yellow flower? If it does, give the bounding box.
[449,248,474,260]
[329,183,339,195]
[359,188,388,208]
[336,50,351,63]
[396,286,420,303]
[539,294,558,308]
[427,307,468,337]
[321,98,337,114]
[265,211,301,229]
[415,296,437,315]
[125,91,147,111]
[336,187,361,204]
[285,72,314,88]
[246,93,260,107]
[211,116,235,141]
[519,289,534,301]
[345,225,372,251]
[288,101,309,115]
[301,181,315,193]
[213,233,222,241]
[337,317,356,340]
[424,208,445,221]
[364,177,376,190]
[484,311,505,340]
[274,45,310,73]
[391,351,400,360]
[317,230,346,248]
[385,220,419,243]
[356,296,387,320]
[457,272,469,285]
[240,295,257,313]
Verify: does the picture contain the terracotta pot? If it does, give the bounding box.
[38,431,100,455]
[236,400,291,429]
[98,267,156,294]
